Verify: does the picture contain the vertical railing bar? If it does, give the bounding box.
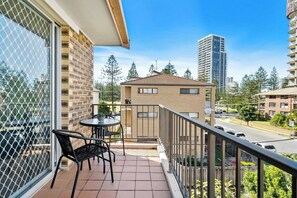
[194,126,197,198]
[174,114,177,173]
[200,128,204,197]
[189,123,192,197]
[236,147,241,198]
[136,106,138,140]
[153,105,155,138]
[147,105,150,137]
[129,105,131,140]
[221,139,226,198]
[181,118,184,193]
[258,158,264,198]
[184,120,188,196]
[292,175,297,198]
[207,132,215,198]
[168,111,173,173]
[142,105,144,137]
[178,116,181,185]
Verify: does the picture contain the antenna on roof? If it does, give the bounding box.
[155,60,158,71]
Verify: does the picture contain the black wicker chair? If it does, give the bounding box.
[51,129,114,198]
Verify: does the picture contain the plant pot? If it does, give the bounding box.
[98,115,105,122]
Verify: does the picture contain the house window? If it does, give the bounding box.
[281,95,289,99]
[137,112,158,118]
[138,88,158,94]
[181,112,199,118]
[269,102,276,107]
[269,110,276,116]
[280,111,289,116]
[269,95,276,99]
[280,103,289,108]
[180,88,199,94]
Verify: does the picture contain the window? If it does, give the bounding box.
[269,102,276,107]
[281,111,289,116]
[181,112,199,118]
[180,88,199,94]
[138,88,158,94]
[269,110,276,116]
[269,95,276,99]
[280,103,289,108]
[281,95,289,99]
[137,112,158,118]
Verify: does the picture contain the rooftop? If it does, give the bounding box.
[256,87,297,96]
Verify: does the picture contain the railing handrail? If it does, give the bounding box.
[159,105,297,177]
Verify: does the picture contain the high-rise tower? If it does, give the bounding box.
[287,0,297,87]
[198,34,227,92]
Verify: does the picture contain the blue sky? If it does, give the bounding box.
[94,0,289,83]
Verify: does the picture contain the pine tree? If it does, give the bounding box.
[148,64,155,76]
[183,68,193,79]
[101,55,122,104]
[268,67,279,90]
[254,66,268,92]
[127,62,139,80]
[162,62,177,76]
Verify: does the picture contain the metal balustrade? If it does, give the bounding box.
[93,103,297,197]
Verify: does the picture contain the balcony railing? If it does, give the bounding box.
[93,104,297,197]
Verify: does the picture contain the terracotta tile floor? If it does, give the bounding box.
[33,149,171,198]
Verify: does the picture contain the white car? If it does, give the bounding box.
[254,142,277,152]
[226,130,246,138]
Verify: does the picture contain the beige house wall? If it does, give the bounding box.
[121,85,207,122]
[262,95,297,117]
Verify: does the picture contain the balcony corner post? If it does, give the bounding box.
[168,111,173,173]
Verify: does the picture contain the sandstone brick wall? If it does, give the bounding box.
[61,26,93,136]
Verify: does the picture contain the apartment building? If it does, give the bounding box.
[257,87,297,117]
[121,73,215,127]
[198,34,227,92]
[287,0,297,87]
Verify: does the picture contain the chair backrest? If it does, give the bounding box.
[52,129,75,157]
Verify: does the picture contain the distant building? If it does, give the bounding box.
[121,73,216,126]
[287,0,297,87]
[198,34,227,92]
[227,77,234,83]
[257,87,297,118]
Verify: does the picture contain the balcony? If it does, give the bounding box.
[289,25,297,34]
[288,42,296,49]
[289,33,296,42]
[288,58,296,65]
[288,49,296,57]
[31,104,297,197]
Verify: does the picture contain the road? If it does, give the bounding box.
[215,119,297,154]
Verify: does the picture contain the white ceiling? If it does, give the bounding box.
[47,0,122,46]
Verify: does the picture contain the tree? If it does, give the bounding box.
[267,67,279,91]
[270,113,287,127]
[126,62,139,80]
[162,62,177,75]
[101,55,122,104]
[148,64,155,76]
[240,74,259,103]
[243,165,292,198]
[254,66,268,92]
[238,105,257,125]
[183,68,193,79]
[281,77,289,88]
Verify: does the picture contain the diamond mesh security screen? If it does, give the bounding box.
[0,0,51,197]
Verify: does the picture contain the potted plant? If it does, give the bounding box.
[97,102,110,122]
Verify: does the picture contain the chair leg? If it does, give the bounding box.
[80,161,83,170]
[51,155,63,188]
[101,153,106,173]
[71,162,80,198]
[108,151,114,182]
[87,158,91,170]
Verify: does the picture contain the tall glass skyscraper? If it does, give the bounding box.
[198,34,227,92]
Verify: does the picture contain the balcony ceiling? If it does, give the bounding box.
[35,0,129,48]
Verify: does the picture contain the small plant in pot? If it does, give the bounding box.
[97,102,110,122]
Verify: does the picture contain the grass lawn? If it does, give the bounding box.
[254,121,271,126]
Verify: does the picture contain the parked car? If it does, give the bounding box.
[254,142,277,152]
[226,130,246,138]
[214,125,224,131]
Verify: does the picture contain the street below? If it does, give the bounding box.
[215,119,297,154]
